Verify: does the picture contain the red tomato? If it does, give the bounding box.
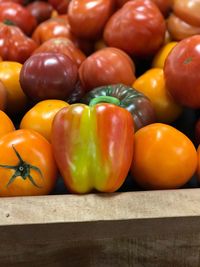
[48,0,70,14]
[164,35,200,109]
[131,123,198,190]
[167,13,200,41]
[68,0,114,40]
[78,47,136,91]
[0,129,58,197]
[33,37,86,68]
[0,2,37,36]
[103,0,166,58]
[32,17,78,45]
[26,1,53,24]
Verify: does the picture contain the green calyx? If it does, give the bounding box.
[89,96,120,107]
[0,145,43,188]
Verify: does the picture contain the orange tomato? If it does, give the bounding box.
[131,123,198,190]
[133,68,182,123]
[196,145,200,183]
[152,42,178,68]
[0,129,58,197]
[20,99,69,142]
[0,80,7,111]
[0,61,27,115]
[0,110,15,139]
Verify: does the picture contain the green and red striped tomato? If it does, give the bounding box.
[51,97,134,194]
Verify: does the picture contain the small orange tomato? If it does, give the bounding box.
[196,145,200,183]
[133,68,182,123]
[0,129,58,197]
[152,42,178,68]
[0,110,15,139]
[20,99,69,142]
[0,61,27,115]
[131,123,198,190]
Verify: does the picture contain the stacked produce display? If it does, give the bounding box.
[0,0,199,197]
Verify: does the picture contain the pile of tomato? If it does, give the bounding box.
[0,0,200,197]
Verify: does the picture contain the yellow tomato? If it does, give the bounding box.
[0,61,27,115]
[20,99,69,142]
[152,42,178,68]
[133,68,182,123]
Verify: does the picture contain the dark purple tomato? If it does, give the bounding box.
[19,52,78,102]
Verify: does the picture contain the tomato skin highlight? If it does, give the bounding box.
[51,102,134,194]
[131,123,198,190]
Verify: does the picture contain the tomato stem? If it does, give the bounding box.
[0,145,43,188]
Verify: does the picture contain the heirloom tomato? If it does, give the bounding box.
[20,52,78,101]
[0,129,57,197]
[133,68,182,123]
[131,123,198,190]
[167,14,200,41]
[79,47,136,91]
[0,110,15,139]
[0,61,27,115]
[164,35,200,109]
[33,37,86,67]
[103,0,166,58]
[68,0,114,40]
[26,1,54,24]
[152,42,178,69]
[0,2,37,36]
[20,99,69,142]
[173,0,200,27]
[32,17,77,45]
[0,23,38,63]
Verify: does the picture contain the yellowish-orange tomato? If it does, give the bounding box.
[0,61,27,115]
[152,42,178,68]
[0,80,7,111]
[133,68,182,123]
[131,123,198,190]
[20,99,69,142]
[0,110,15,139]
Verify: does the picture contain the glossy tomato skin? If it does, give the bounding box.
[103,0,166,58]
[0,2,37,36]
[33,37,86,68]
[164,35,200,109]
[133,68,182,123]
[81,84,156,131]
[0,23,38,63]
[131,123,198,190]
[0,129,57,197]
[48,0,70,14]
[26,1,53,24]
[167,13,200,41]
[20,52,78,102]
[68,0,114,40]
[79,47,136,91]
[173,0,200,27]
[20,99,69,142]
[32,17,77,45]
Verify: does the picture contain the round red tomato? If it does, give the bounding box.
[103,0,166,58]
[0,129,57,197]
[68,0,114,40]
[78,47,136,91]
[164,35,200,108]
[26,1,53,24]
